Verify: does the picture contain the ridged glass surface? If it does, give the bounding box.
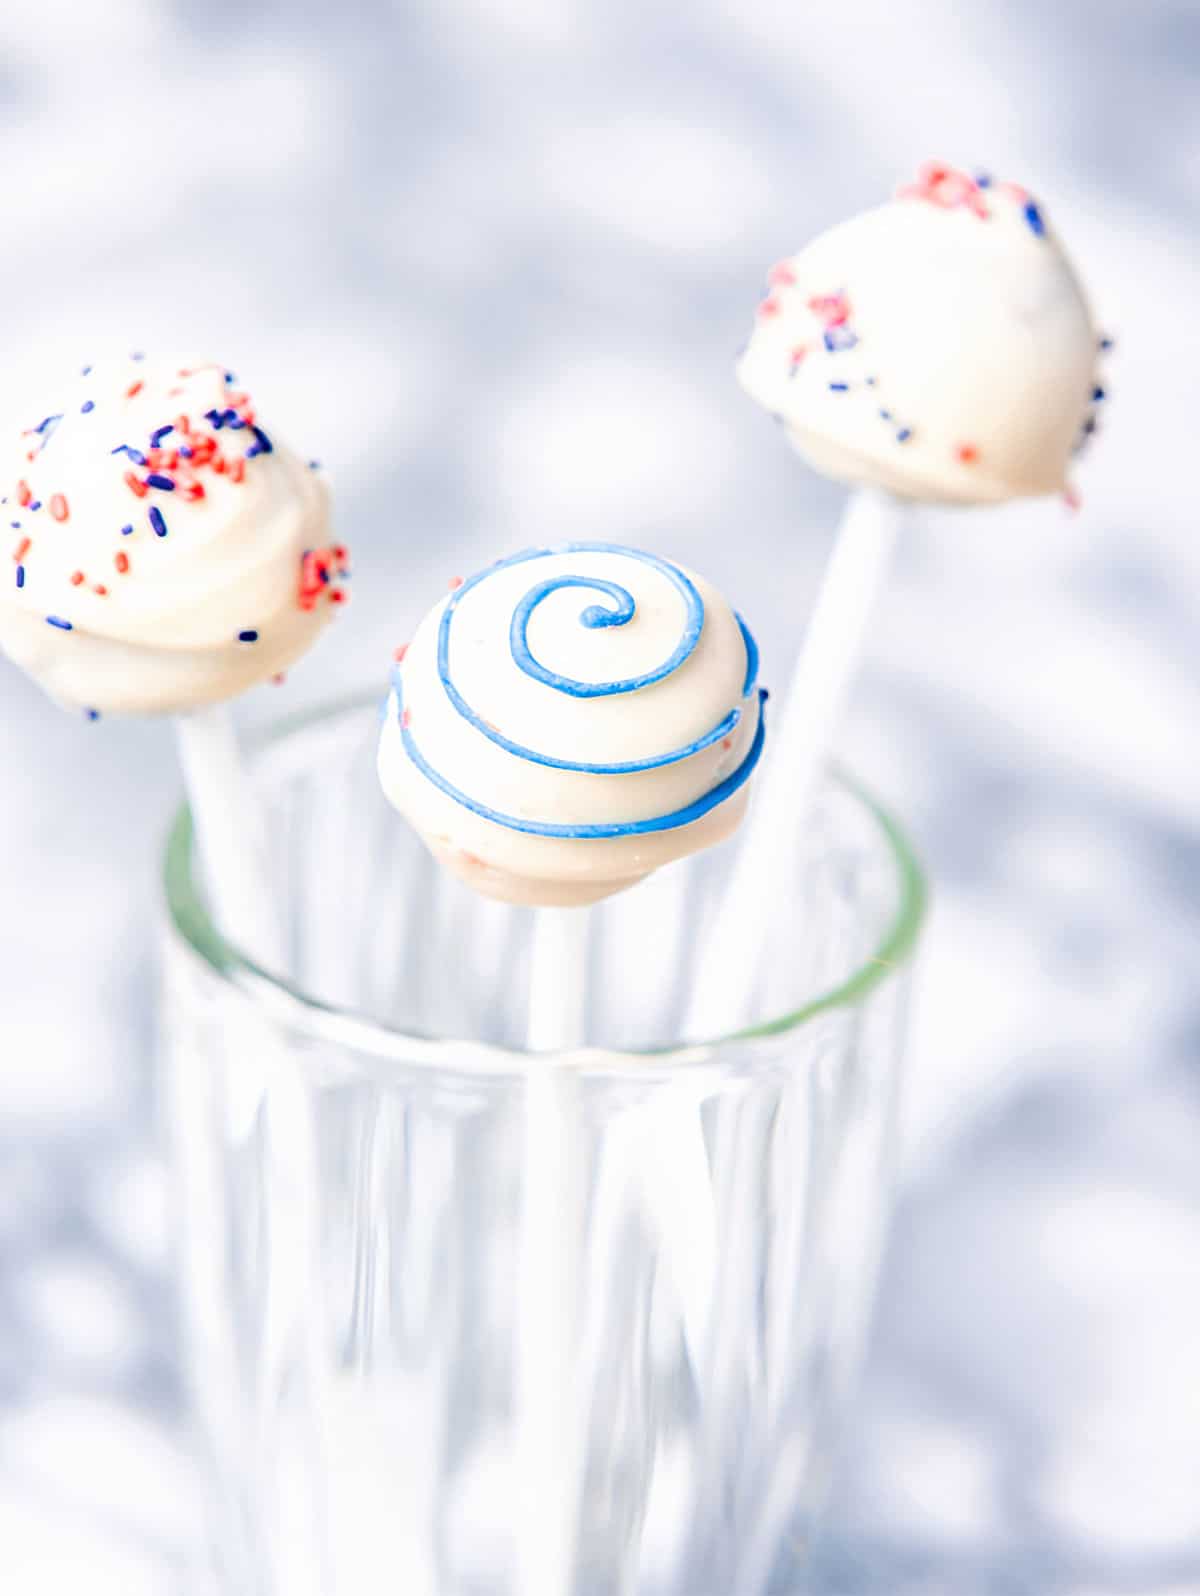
[162,700,922,1596]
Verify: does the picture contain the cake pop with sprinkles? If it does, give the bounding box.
[738,162,1107,505]
[378,542,766,906]
[0,355,347,716]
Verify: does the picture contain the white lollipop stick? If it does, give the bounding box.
[174,703,284,968]
[648,489,903,1395]
[176,702,331,1591]
[687,487,906,1039]
[516,905,589,1596]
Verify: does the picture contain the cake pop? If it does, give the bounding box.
[378,541,765,907]
[738,162,1106,506]
[0,355,346,716]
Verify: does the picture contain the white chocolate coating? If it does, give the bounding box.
[738,164,1104,505]
[0,357,346,715]
[377,544,765,906]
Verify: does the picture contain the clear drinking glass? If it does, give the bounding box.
[162,696,925,1596]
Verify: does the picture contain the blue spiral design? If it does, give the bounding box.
[434,542,757,775]
[394,542,765,839]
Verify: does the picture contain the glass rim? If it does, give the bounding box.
[162,693,927,1073]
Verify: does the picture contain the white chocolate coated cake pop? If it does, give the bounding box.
[0,356,348,717]
[738,163,1107,506]
[378,543,766,907]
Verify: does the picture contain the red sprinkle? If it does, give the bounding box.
[114,551,130,574]
[16,480,31,507]
[69,570,84,586]
[124,471,147,498]
[808,292,850,327]
[13,537,30,561]
[449,575,464,590]
[393,644,408,663]
[402,708,412,729]
[126,380,144,399]
[790,345,807,365]
[330,589,346,604]
[758,297,782,318]
[767,262,797,287]
[1063,484,1082,512]
[93,584,108,597]
[955,443,980,464]
[271,673,287,685]
[229,458,245,484]
[49,493,69,522]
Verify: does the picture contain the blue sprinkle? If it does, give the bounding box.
[131,351,145,361]
[1099,335,1114,351]
[46,615,72,630]
[308,459,321,470]
[237,628,259,643]
[179,446,193,458]
[828,381,849,392]
[866,375,877,386]
[319,568,330,585]
[10,522,19,530]
[85,708,100,722]
[251,425,273,455]
[879,408,892,420]
[148,506,167,537]
[896,427,913,443]
[1023,201,1045,238]
[28,500,40,512]
[204,408,222,427]
[80,400,95,414]
[150,425,174,446]
[81,365,92,376]
[145,473,175,491]
[1092,385,1106,402]
[224,371,236,383]
[975,172,993,188]
[15,565,24,588]
[823,327,858,353]
[111,445,146,465]
[121,523,133,535]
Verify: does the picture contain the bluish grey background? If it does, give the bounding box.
[1,1,1197,1591]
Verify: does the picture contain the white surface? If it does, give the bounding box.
[1,1,1198,1592]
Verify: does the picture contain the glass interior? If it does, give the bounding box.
[162,695,926,1061]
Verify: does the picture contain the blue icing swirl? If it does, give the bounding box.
[391,678,766,840]
[398,541,765,838]
[432,542,760,776]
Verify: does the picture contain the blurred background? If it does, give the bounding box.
[1,1,1197,1590]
